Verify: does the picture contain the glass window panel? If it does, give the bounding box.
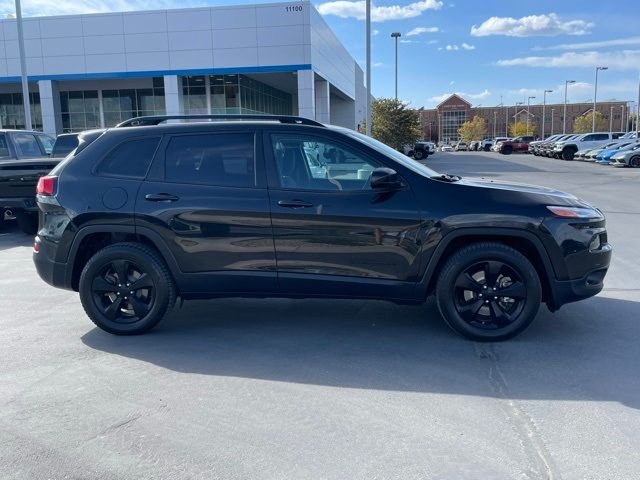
[97,137,160,179]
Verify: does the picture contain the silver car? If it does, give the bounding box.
[610,142,640,167]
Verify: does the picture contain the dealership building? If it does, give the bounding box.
[419,94,629,143]
[0,1,366,135]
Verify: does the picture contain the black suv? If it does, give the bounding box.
[33,115,611,341]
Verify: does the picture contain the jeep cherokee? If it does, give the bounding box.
[33,115,612,341]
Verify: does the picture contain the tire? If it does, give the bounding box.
[630,155,640,168]
[414,150,425,160]
[16,211,38,235]
[79,242,176,335]
[435,242,541,342]
[484,145,490,152]
[561,147,576,161]
[502,146,513,155]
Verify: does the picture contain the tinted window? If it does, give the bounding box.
[593,133,609,141]
[52,135,79,157]
[37,134,55,154]
[13,133,44,157]
[271,134,380,191]
[0,134,9,158]
[165,133,255,188]
[97,137,160,178]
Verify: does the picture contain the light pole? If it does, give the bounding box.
[365,0,371,136]
[610,106,614,133]
[514,101,523,135]
[526,96,535,135]
[15,0,32,130]
[391,32,401,100]
[493,110,497,139]
[621,104,625,132]
[551,108,555,135]
[542,89,552,140]
[563,80,576,134]
[593,66,608,132]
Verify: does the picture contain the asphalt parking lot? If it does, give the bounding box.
[1,151,639,480]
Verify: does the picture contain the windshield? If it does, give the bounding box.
[335,127,440,178]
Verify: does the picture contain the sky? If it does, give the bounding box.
[2,0,639,109]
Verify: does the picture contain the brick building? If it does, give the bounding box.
[418,94,629,144]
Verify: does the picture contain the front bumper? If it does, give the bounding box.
[547,263,610,311]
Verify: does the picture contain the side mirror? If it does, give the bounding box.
[370,167,402,190]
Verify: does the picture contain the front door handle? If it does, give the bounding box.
[145,193,179,202]
[277,199,313,209]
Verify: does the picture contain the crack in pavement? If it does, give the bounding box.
[474,343,561,480]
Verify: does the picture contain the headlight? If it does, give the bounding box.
[546,206,603,219]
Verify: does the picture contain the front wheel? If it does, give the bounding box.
[79,242,176,335]
[414,150,425,160]
[435,242,541,341]
[502,146,513,155]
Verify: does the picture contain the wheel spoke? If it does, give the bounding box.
[489,301,513,326]
[103,297,124,320]
[129,296,150,318]
[92,276,117,293]
[458,298,484,320]
[111,260,129,285]
[484,261,503,286]
[455,273,482,293]
[497,281,526,299]
[129,273,153,291]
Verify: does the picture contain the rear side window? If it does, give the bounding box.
[13,133,44,157]
[96,137,160,179]
[164,133,255,188]
[0,134,9,158]
[52,135,79,157]
[593,133,609,141]
[37,134,55,154]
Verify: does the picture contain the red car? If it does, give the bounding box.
[498,136,536,155]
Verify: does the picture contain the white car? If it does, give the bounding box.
[454,142,468,151]
[552,132,626,161]
[440,144,454,152]
[491,137,511,152]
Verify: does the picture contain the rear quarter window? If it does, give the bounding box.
[96,137,160,179]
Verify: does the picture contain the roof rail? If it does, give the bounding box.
[115,114,325,128]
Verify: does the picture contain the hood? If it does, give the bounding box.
[456,176,580,203]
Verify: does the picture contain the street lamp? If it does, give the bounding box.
[514,101,524,134]
[542,89,553,140]
[563,80,576,134]
[15,0,32,130]
[391,32,401,100]
[365,0,371,135]
[621,104,626,132]
[593,66,608,132]
[551,108,555,135]
[493,111,497,139]
[610,105,614,133]
[527,96,535,135]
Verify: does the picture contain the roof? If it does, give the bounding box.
[436,94,471,109]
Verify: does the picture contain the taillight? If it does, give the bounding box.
[37,176,56,196]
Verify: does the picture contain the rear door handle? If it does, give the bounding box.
[277,199,313,209]
[145,193,179,202]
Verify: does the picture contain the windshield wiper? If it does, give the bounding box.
[431,173,462,182]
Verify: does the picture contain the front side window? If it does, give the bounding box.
[13,133,44,157]
[271,135,380,191]
[164,133,255,188]
[96,137,160,179]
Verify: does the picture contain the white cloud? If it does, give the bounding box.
[372,62,385,67]
[400,39,415,44]
[317,0,443,22]
[0,0,204,16]
[427,39,439,44]
[373,29,380,35]
[534,36,640,51]
[449,80,455,85]
[461,42,475,50]
[444,43,475,51]
[471,13,593,37]
[428,90,491,103]
[445,44,459,50]
[497,50,640,69]
[406,26,439,36]
[508,82,591,97]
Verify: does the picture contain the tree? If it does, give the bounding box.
[458,116,486,142]
[574,111,607,133]
[509,121,537,137]
[366,98,422,150]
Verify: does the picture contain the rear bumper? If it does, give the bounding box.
[33,235,74,291]
[0,196,38,212]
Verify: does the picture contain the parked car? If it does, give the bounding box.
[52,133,80,158]
[498,136,535,155]
[611,143,640,167]
[468,141,480,151]
[412,141,435,160]
[454,142,468,151]
[530,135,562,155]
[33,114,611,342]
[596,142,637,164]
[0,129,57,233]
[440,144,454,152]
[553,132,625,160]
[490,137,511,152]
[583,141,628,161]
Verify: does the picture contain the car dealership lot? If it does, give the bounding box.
[1,151,639,479]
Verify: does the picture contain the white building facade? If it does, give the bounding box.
[0,1,366,135]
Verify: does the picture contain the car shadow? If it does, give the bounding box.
[81,294,640,409]
[0,220,33,251]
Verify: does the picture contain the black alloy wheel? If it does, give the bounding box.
[630,155,640,168]
[79,243,176,335]
[436,242,541,341]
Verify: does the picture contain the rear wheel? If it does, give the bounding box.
[16,211,38,235]
[630,155,640,168]
[562,147,576,161]
[79,242,176,335]
[414,150,425,160]
[436,242,541,341]
[502,145,513,155]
